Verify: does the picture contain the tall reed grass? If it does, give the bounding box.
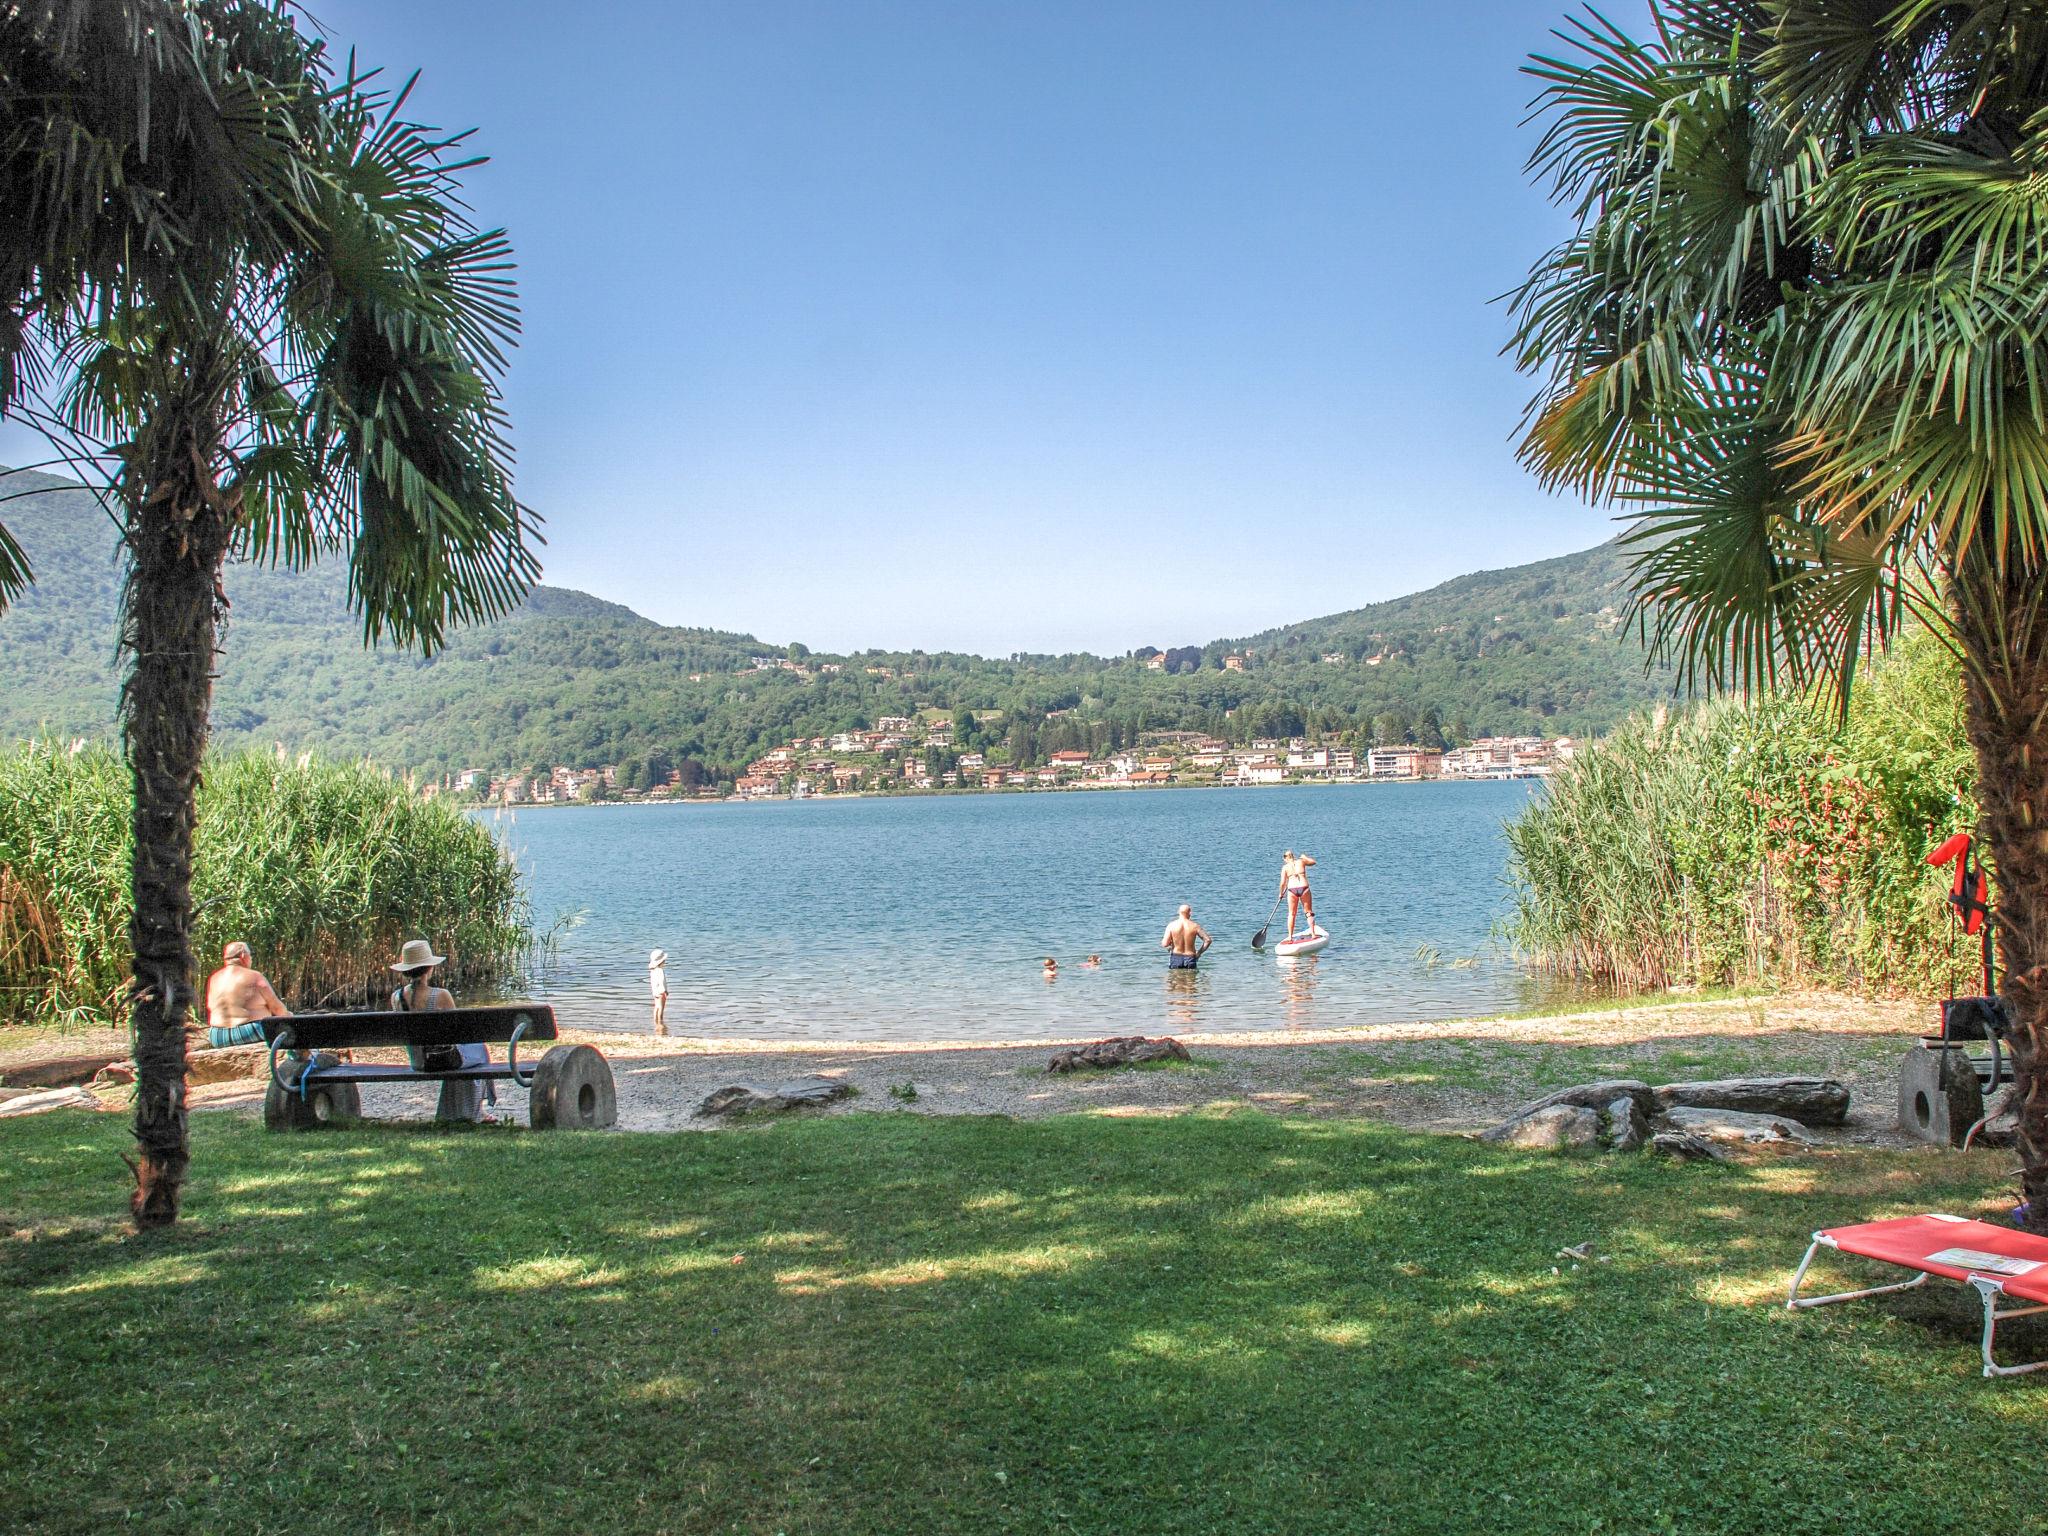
[1504,632,1981,996]
[0,743,531,1027]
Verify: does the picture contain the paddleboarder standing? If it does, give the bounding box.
[1279,850,1317,942]
[1162,904,1212,970]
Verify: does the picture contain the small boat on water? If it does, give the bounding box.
[1274,924,1329,957]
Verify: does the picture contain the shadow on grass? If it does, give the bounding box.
[1300,1025,1914,1100]
[0,1108,2033,1536]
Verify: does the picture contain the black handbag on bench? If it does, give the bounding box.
[393,984,463,1072]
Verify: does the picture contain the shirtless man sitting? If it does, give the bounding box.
[1161,904,1212,970]
[202,942,289,1048]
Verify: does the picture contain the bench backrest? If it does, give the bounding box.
[259,1005,558,1052]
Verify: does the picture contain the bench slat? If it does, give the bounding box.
[305,1063,525,1084]
[259,1006,557,1051]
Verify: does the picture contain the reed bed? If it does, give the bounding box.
[0,743,531,1027]
[1504,633,1981,996]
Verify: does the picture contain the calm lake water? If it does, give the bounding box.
[487,781,1560,1041]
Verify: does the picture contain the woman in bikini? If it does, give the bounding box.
[1279,850,1316,942]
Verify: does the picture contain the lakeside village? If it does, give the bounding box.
[444,699,1580,807]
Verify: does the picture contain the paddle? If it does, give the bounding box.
[1250,890,1284,950]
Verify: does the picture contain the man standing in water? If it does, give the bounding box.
[1161,904,1212,970]
[1279,850,1317,942]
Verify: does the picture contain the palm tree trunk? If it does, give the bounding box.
[125,450,232,1229]
[1955,548,2048,1228]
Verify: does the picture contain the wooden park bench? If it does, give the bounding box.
[257,1005,616,1131]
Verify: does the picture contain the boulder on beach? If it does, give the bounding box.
[1649,1129,1727,1162]
[1479,1103,1601,1152]
[1481,1080,1651,1154]
[1479,1074,1831,1156]
[1507,1079,1657,1122]
[1047,1037,1191,1073]
[0,1085,103,1118]
[697,1077,854,1117]
[1661,1105,1817,1145]
[1653,1077,1849,1128]
[1606,1095,1649,1152]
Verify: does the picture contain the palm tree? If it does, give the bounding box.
[1513,2,2048,1215]
[1,2,537,1225]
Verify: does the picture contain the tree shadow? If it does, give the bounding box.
[0,1110,2034,1535]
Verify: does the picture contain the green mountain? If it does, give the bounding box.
[0,467,1676,779]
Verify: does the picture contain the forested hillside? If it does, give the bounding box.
[0,467,1677,779]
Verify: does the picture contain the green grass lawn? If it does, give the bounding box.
[5,1109,2043,1535]
[1302,1030,1908,1098]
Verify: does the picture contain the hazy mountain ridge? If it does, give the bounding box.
[0,467,1675,774]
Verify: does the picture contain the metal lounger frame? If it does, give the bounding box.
[1786,1231,2048,1379]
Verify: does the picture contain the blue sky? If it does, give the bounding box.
[9,1,1623,655]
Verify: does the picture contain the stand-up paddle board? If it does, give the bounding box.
[1274,924,1329,957]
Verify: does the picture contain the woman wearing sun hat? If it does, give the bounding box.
[649,948,669,1036]
[390,938,502,1123]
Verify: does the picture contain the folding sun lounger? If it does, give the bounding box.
[1787,1214,2048,1378]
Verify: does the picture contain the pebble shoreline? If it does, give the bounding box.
[133,991,1930,1143]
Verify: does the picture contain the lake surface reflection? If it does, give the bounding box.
[487,781,1564,1041]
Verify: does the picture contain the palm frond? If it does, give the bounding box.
[0,515,31,610]
[1763,0,1954,139]
[1608,364,1805,692]
[1819,132,2048,283]
[1787,398,2048,570]
[1524,9,1682,215]
[1516,0,2048,716]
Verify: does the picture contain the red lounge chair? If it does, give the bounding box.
[1787,1214,2048,1378]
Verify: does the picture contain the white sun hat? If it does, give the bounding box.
[649,948,668,967]
[390,938,446,973]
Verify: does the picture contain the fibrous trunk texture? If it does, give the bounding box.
[124,436,232,1229]
[1955,547,2048,1229]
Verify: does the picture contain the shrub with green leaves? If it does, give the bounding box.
[1505,634,1978,995]
[0,744,530,1026]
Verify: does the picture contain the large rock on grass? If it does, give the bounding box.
[1047,1037,1190,1074]
[1661,1105,1817,1146]
[1654,1077,1849,1128]
[1480,1103,1601,1152]
[1606,1095,1649,1153]
[1481,1079,1653,1154]
[1649,1129,1727,1162]
[697,1077,853,1117]
[1511,1079,1657,1121]
[0,1085,102,1118]
[1,1053,122,1090]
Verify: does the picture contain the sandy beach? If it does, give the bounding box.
[4,991,1927,1143]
